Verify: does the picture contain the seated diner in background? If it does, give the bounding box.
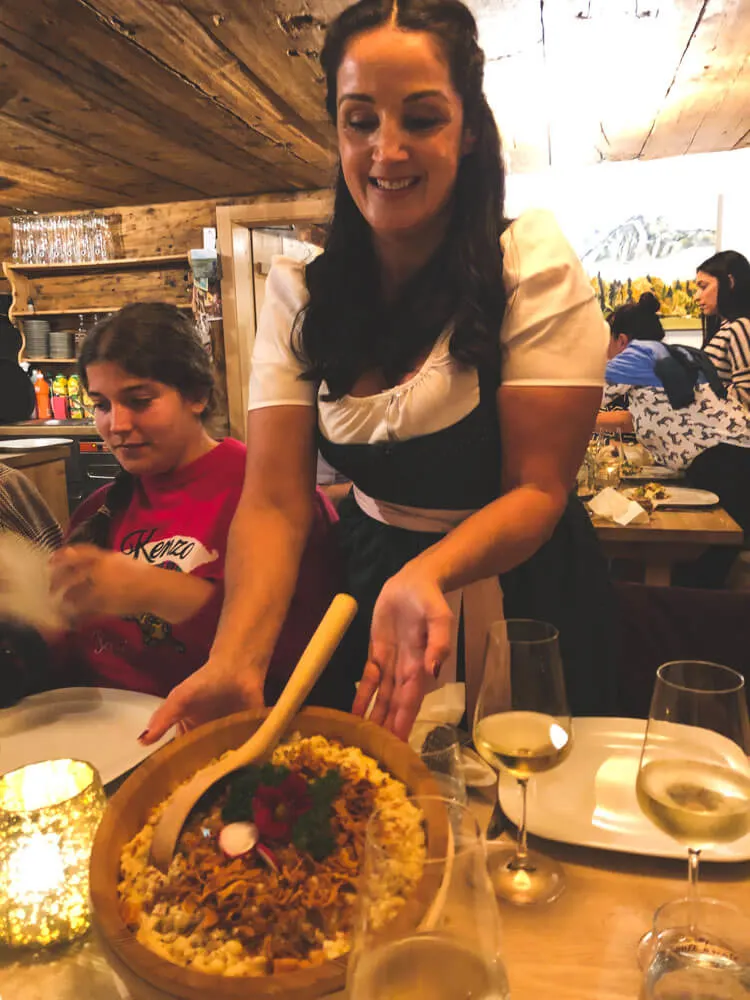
[598,295,750,586]
[695,250,750,409]
[45,303,343,713]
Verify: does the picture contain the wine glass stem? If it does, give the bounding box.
[688,847,701,930]
[514,777,530,867]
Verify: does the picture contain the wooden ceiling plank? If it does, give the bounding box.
[0,156,151,209]
[0,114,203,206]
[642,0,750,159]
[538,0,708,167]
[187,0,337,132]
[0,40,307,199]
[0,1,324,188]
[81,0,336,172]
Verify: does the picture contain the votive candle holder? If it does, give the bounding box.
[0,759,106,948]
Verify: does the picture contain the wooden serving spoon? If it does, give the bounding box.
[149,592,358,871]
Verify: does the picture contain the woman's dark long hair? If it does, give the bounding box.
[608,291,665,343]
[296,0,508,398]
[697,250,750,346]
[69,303,216,546]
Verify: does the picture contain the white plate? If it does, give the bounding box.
[624,485,720,507]
[0,437,74,450]
[623,466,682,481]
[0,687,172,785]
[497,717,750,862]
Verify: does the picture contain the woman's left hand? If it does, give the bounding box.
[50,544,151,623]
[351,564,453,740]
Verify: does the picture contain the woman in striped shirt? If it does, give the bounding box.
[696,250,750,408]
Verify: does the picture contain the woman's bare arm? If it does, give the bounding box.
[142,405,317,741]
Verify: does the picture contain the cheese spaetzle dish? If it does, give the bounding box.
[117,734,425,977]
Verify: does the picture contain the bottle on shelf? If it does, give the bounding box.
[67,374,84,420]
[32,371,51,420]
[51,374,69,419]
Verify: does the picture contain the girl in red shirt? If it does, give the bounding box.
[51,303,343,714]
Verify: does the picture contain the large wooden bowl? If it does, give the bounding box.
[90,707,443,1000]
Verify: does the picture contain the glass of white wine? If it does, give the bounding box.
[473,619,573,905]
[636,661,750,947]
[347,795,509,1000]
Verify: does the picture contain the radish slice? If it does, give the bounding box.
[218,822,259,857]
[256,843,280,873]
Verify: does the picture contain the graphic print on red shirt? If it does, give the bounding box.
[58,437,246,696]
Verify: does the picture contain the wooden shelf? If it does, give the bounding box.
[13,304,192,317]
[24,357,77,363]
[4,253,189,276]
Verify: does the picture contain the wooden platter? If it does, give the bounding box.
[90,706,443,1000]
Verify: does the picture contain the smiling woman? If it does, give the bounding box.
[46,303,344,715]
[144,0,615,749]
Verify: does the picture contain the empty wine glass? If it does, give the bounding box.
[636,661,750,956]
[347,795,509,1000]
[473,619,573,905]
[641,897,750,999]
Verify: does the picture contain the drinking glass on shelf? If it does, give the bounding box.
[473,619,573,905]
[409,721,468,806]
[641,896,750,999]
[31,216,49,265]
[10,217,23,263]
[636,661,750,957]
[48,214,65,264]
[347,795,509,1000]
[70,215,85,262]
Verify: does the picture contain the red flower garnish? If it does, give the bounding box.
[252,773,312,841]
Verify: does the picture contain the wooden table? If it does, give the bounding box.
[472,791,750,1000]
[1,786,746,1000]
[0,442,72,528]
[593,506,744,585]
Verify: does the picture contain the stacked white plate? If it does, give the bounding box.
[48,329,74,358]
[22,318,50,357]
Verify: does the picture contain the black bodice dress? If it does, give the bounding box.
[248,210,618,721]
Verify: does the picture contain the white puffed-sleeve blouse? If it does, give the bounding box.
[248,209,608,445]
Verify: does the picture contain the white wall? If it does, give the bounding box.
[505,148,750,280]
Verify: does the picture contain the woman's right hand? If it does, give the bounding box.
[139,660,266,744]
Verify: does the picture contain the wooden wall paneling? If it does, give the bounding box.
[83,0,336,177]
[217,191,333,440]
[112,191,327,258]
[23,267,192,314]
[642,0,750,158]
[0,0,317,204]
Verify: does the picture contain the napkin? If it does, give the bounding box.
[0,532,65,632]
[588,487,649,526]
[357,681,466,729]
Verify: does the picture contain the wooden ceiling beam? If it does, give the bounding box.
[80,0,336,174]
[0,0,324,192]
[0,156,141,213]
[641,0,750,158]
[0,114,204,210]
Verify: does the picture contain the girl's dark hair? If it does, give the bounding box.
[697,250,750,345]
[608,292,665,343]
[296,0,508,398]
[69,302,216,547]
